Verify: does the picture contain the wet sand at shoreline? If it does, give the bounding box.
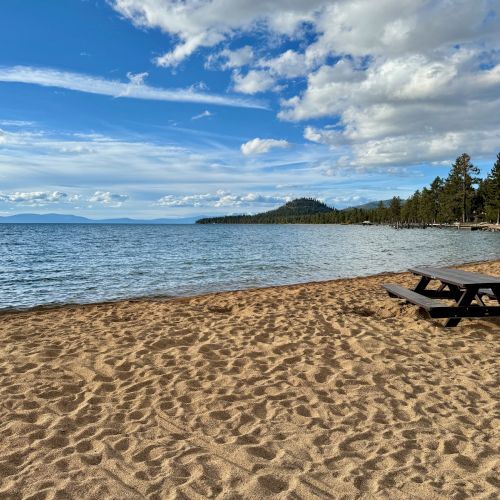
[0,260,499,498]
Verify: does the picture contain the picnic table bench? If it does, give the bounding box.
[383,266,500,327]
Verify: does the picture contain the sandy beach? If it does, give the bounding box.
[0,260,499,499]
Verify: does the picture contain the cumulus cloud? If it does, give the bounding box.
[111,0,324,67]
[232,69,277,94]
[109,0,500,169]
[88,191,128,207]
[258,50,310,79]
[296,53,500,166]
[0,66,266,109]
[0,191,70,206]
[110,0,499,69]
[0,188,128,208]
[241,138,290,155]
[157,190,289,208]
[206,46,254,69]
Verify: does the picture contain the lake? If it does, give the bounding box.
[0,223,498,310]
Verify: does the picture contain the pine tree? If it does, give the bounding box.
[484,152,500,224]
[389,196,401,223]
[444,153,480,223]
[418,188,434,224]
[429,176,443,223]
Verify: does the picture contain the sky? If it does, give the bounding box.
[0,0,499,219]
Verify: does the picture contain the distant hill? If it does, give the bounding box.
[350,199,392,209]
[0,213,201,224]
[196,197,408,225]
[197,198,337,224]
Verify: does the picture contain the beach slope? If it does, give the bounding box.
[1,261,499,498]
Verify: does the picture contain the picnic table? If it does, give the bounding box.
[384,266,500,327]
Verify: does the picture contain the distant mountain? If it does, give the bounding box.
[350,199,392,209]
[0,213,201,224]
[197,198,337,224]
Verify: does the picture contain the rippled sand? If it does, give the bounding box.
[0,261,499,499]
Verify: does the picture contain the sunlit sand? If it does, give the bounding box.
[0,260,498,498]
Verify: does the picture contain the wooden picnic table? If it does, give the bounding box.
[384,266,500,327]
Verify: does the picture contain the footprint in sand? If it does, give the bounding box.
[257,474,289,494]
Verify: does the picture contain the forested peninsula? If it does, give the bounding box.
[197,153,500,225]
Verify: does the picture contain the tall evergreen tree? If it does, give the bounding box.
[484,152,500,223]
[429,176,443,223]
[445,153,480,223]
[389,196,401,222]
[418,188,434,223]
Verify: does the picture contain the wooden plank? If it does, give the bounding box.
[478,288,498,300]
[429,306,500,319]
[408,266,500,287]
[417,289,457,299]
[385,284,500,326]
[383,284,448,310]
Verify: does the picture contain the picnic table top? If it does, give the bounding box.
[409,266,500,287]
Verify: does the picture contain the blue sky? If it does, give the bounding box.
[0,0,499,218]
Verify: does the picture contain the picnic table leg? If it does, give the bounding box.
[447,284,463,301]
[490,286,500,303]
[414,276,430,293]
[444,288,478,327]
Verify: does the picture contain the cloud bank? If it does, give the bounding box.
[158,191,289,208]
[111,0,500,169]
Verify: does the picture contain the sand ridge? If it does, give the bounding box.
[0,261,499,498]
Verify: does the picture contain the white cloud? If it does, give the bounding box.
[289,51,500,167]
[111,0,326,67]
[87,191,129,207]
[0,127,336,210]
[0,188,128,208]
[207,46,254,69]
[110,0,499,69]
[126,71,148,86]
[191,110,213,120]
[305,0,499,62]
[0,66,266,109]
[157,190,289,208]
[232,69,277,94]
[109,0,500,169]
[0,119,36,127]
[258,50,310,78]
[241,138,290,155]
[0,191,69,206]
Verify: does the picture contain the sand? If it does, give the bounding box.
[0,261,499,499]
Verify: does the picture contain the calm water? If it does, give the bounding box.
[0,224,499,310]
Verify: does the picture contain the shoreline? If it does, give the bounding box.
[2,256,500,316]
[1,259,499,497]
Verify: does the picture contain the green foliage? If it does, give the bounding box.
[389,196,402,222]
[441,153,480,223]
[483,153,500,223]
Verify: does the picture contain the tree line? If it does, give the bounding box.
[197,153,500,225]
[387,152,499,225]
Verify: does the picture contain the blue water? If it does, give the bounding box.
[0,224,498,310]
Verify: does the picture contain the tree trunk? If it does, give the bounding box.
[462,179,466,223]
